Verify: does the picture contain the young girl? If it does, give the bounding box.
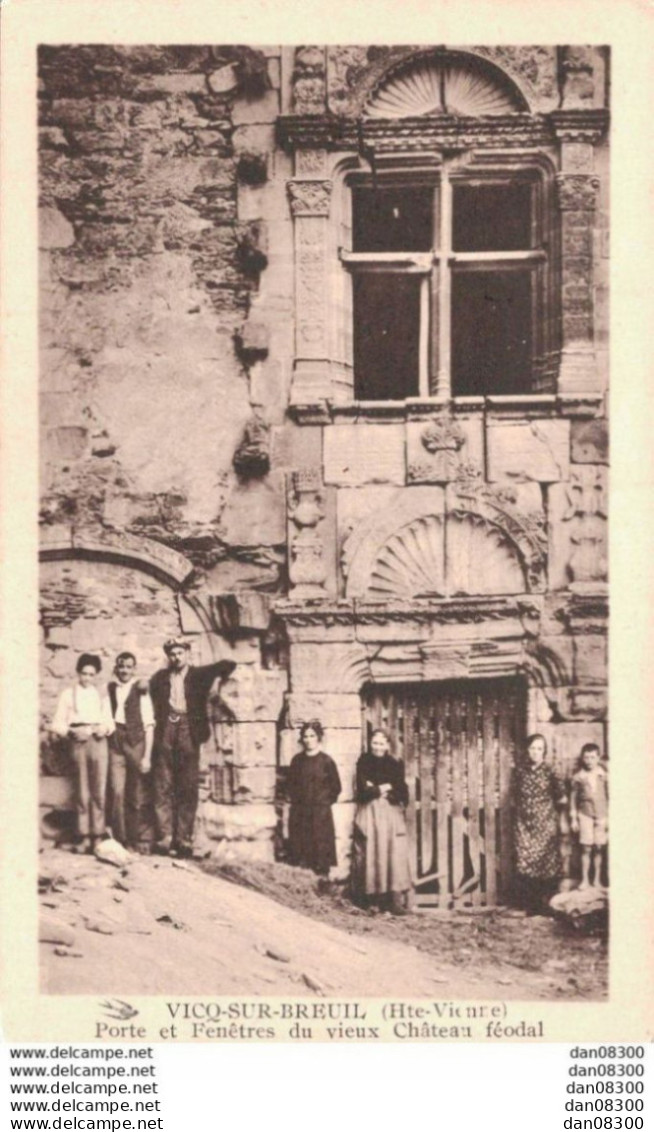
[513,733,566,915]
[570,742,608,889]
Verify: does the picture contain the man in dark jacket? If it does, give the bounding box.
[150,638,235,857]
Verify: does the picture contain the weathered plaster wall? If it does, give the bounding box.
[39,45,294,591]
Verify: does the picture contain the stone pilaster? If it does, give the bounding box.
[288,176,333,403]
[555,172,600,393]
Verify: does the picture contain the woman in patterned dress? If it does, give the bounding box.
[513,733,566,915]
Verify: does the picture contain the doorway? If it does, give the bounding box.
[363,677,526,908]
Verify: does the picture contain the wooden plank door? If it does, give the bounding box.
[363,678,525,908]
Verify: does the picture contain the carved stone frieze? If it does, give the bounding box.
[287,179,333,217]
[550,109,609,146]
[275,595,542,630]
[279,113,554,153]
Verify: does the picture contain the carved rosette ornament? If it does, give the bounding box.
[288,467,328,596]
[556,174,600,212]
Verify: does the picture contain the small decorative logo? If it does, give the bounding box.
[100,998,139,1021]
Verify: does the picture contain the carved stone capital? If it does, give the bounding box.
[556,173,600,212]
[288,179,333,217]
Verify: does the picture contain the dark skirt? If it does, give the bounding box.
[288,804,337,875]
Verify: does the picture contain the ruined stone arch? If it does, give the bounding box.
[39,529,197,590]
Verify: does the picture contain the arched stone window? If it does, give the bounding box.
[282,47,607,417]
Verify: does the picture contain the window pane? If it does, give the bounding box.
[354,273,421,399]
[353,186,434,252]
[451,270,532,396]
[452,183,533,251]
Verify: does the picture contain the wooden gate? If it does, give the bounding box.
[363,678,526,908]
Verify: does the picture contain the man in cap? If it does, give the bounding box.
[150,638,235,857]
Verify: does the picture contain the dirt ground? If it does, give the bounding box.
[39,847,607,1001]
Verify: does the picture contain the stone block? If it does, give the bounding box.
[324,425,405,487]
[336,485,400,546]
[573,635,607,686]
[571,419,609,464]
[278,728,297,768]
[332,802,356,845]
[537,722,606,780]
[40,774,75,809]
[44,625,72,649]
[135,73,208,96]
[407,416,483,484]
[557,687,607,721]
[231,766,277,804]
[219,668,288,723]
[203,801,277,841]
[48,426,88,461]
[271,423,323,471]
[39,206,75,249]
[230,721,278,768]
[284,693,362,730]
[209,838,275,864]
[208,64,239,94]
[487,419,570,483]
[232,124,277,155]
[231,89,280,126]
[220,476,286,547]
[288,641,370,694]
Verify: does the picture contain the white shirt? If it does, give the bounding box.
[112,678,154,729]
[51,684,114,738]
[169,667,189,713]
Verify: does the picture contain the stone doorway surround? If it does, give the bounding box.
[275,591,568,879]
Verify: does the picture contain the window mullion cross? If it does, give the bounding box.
[435,163,453,399]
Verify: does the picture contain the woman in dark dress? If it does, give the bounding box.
[351,728,412,915]
[513,733,566,915]
[287,720,341,876]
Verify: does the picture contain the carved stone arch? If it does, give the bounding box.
[521,639,572,689]
[361,48,531,118]
[39,529,197,589]
[342,486,545,599]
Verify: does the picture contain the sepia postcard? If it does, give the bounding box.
[1,0,652,1045]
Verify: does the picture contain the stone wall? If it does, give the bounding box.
[39,45,294,592]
